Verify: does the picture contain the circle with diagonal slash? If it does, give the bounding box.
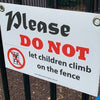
[7,48,25,69]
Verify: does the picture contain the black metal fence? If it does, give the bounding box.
[0,0,100,100]
[47,0,100,12]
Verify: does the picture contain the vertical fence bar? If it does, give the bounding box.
[47,0,54,8]
[54,0,58,9]
[49,0,58,100]
[0,30,10,100]
[86,0,91,12]
[23,74,31,100]
[82,93,89,100]
[15,1,31,100]
[0,1,10,100]
[91,0,94,13]
[50,83,56,100]
[82,0,95,99]
[96,0,99,12]
[14,0,22,4]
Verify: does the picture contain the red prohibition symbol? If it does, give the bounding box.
[7,48,25,69]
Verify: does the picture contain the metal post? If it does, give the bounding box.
[15,1,31,100]
[23,74,31,100]
[46,0,53,8]
[86,0,91,12]
[49,0,58,99]
[50,83,56,100]
[54,0,58,9]
[82,0,95,99]
[68,0,71,8]
[91,0,94,13]
[0,30,10,100]
[82,93,89,100]
[96,0,99,12]
[15,0,22,4]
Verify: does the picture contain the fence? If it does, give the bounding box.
[0,0,100,100]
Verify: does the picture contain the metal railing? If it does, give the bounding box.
[0,0,99,100]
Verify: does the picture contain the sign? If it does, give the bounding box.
[7,48,25,69]
[0,2,100,96]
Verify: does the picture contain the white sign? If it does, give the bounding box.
[0,2,100,96]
